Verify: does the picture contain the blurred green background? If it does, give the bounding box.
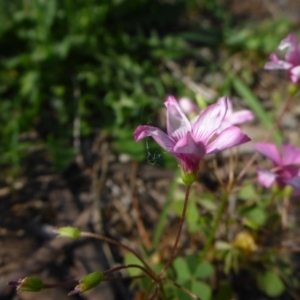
[0,0,291,176]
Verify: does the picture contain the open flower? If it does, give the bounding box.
[134,96,250,178]
[254,142,300,192]
[217,97,254,133]
[264,33,300,83]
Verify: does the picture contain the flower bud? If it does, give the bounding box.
[57,226,81,239]
[232,231,257,254]
[9,277,44,293]
[68,272,104,296]
[288,83,299,96]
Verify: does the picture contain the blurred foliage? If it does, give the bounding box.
[0,0,226,174]
[0,0,291,175]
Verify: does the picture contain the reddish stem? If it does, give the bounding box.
[160,185,191,276]
[80,231,155,279]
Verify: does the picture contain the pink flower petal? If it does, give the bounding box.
[279,165,299,179]
[165,96,191,139]
[174,131,205,157]
[206,126,250,154]
[256,168,277,188]
[229,110,255,125]
[280,34,300,64]
[133,125,175,152]
[192,97,228,144]
[179,97,198,115]
[254,143,281,166]
[281,144,300,166]
[218,97,232,114]
[264,57,291,70]
[279,33,298,51]
[289,65,300,83]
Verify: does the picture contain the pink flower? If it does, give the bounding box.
[134,96,250,175]
[254,143,300,191]
[179,97,199,115]
[217,97,254,133]
[264,33,300,83]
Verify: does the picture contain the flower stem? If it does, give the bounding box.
[160,185,191,276]
[43,280,79,289]
[103,264,156,281]
[164,278,201,300]
[199,191,229,262]
[80,231,155,278]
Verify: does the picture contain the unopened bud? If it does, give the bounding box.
[288,83,299,96]
[68,272,104,296]
[232,231,257,253]
[57,226,81,239]
[9,277,44,293]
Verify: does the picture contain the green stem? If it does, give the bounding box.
[199,191,229,262]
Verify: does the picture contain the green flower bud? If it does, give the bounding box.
[57,226,81,239]
[13,277,44,293]
[68,272,104,296]
[288,83,299,96]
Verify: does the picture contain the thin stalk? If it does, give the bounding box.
[199,191,229,262]
[43,280,79,289]
[103,264,155,280]
[148,286,159,300]
[103,275,146,282]
[80,231,155,278]
[160,185,191,276]
[8,280,79,290]
[164,278,201,300]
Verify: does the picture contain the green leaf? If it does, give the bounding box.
[256,271,285,297]
[194,262,214,279]
[191,280,212,300]
[172,198,185,217]
[173,257,191,284]
[185,254,198,273]
[197,197,217,212]
[175,283,193,300]
[238,185,257,201]
[243,206,267,228]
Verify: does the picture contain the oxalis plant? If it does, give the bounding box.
[9,33,300,299]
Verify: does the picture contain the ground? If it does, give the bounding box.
[1,1,300,299]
